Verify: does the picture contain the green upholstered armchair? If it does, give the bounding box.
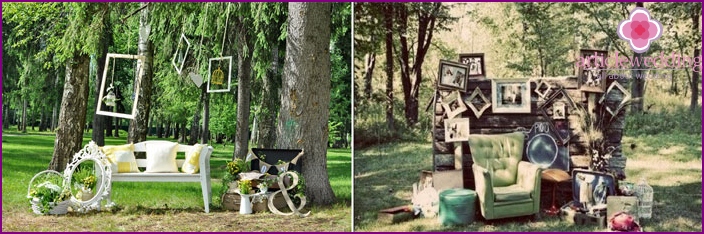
[468,132,542,220]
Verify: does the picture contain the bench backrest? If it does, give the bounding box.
[132,141,210,168]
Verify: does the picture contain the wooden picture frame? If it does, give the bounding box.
[599,81,631,117]
[96,53,145,120]
[207,56,233,93]
[458,53,486,79]
[438,60,470,92]
[172,33,191,75]
[491,79,531,113]
[444,118,470,142]
[578,49,608,93]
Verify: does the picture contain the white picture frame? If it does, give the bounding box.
[207,56,233,93]
[491,79,531,113]
[172,33,191,75]
[444,118,470,142]
[96,53,145,120]
[463,86,491,119]
[441,91,467,119]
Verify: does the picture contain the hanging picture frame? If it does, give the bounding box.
[437,60,470,92]
[491,79,531,113]
[96,53,145,120]
[578,49,608,93]
[441,91,467,119]
[538,88,578,145]
[444,118,470,142]
[458,53,486,79]
[599,81,631,117]
[533,79,554,101]
[172,33,191,75]
[207,56,233,93]
[462,87,491,119]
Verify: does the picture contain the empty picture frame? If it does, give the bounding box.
[491,79,531,113]
[578,49,608,93]
[172,33,191,75]
[438,60,470,92]
[458,53,486,79]
[444,118,470,142]
[463,87,491,119]
[538,88,578,144]
[207,56,233,93]
[96,53,145,120]
[599,81,632,117]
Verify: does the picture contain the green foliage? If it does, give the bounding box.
[71,164,97,192]
[625,106,702,136]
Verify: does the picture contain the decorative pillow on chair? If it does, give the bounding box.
[145,141,179,173]
[182,144,205,174]
[101,143,140,173]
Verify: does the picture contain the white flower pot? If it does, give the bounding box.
[239,194,252,215]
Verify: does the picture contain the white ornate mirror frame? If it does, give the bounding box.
[63,141,113,213]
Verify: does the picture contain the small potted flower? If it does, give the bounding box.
[257,176,276,193]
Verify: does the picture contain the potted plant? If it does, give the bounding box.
[27,171,71,215]
[238,179,254,214]
[256,176,276,193]
[71,165,97,201]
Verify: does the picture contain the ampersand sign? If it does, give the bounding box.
[268,171,310,217]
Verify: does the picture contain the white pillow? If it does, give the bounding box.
[145,141,179,173]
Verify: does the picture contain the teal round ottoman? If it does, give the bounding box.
[438,188,477,226]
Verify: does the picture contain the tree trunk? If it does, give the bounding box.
[174,122,180,140]
[690,7,701,113]
[364,52,376,99]
[21,99,27,133]
[49,54,90,171]
[384,3,395,132]
[92,15,111,146]
[276,2,336,205]
[233,14,253,160]
[2,104,9,129]
[630,2,645,113]
[128,2,153,145]
[257,45,281,148]
[179,122,187,143]
[201,84,210,144]
[51,71,61,132]
[114,118,120,137]
[189,88,203,145]
[156,121,163,138]
[164,121,171,138]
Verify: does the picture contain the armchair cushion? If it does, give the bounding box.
[468,132,525,187]
[494,185,532,202]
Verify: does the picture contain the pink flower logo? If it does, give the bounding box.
[618,7,662,54]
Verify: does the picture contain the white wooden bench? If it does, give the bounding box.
[107,141,214,213]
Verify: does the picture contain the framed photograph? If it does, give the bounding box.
[96,53,145,120]
[207,56,233,93]
[538,88,577,145]
[578,49,608,93]
[438,60,470,92]
[491,79,531,113]
[444,118,470,142]
[458,53,486,79]
[441,91,467,119]
[172,33,191,75]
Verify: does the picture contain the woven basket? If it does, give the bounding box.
[30,199,71,215]
[27,170,71,215]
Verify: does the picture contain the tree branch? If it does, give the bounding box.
[121,2,150,23]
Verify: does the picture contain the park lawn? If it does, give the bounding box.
[353,133,702,232]
[1,128,351,232]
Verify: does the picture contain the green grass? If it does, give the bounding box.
[2,128,351,231]
[353,135,702,232]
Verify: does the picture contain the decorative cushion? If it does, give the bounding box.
[468,132,524,187]
[493,184,532,202]
[102,143,140,173]
[145,141,179,173]
[182,144,205,174]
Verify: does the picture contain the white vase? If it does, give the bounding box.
[239,194,252,215]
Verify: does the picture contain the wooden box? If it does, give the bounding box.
[378,206,416,224]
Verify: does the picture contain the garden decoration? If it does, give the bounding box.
[462,87,491,119]
[441,91,467,119]
[268,171,310,217]
[206,3,234,93]
[524,122,569,171]
[491,79,531,113]
[63,141,113,213]
[206,56,233,93]
[172,33,191,75]
[246,149,304,175]
[533,79,554,101]
[27,170,72,215]
[578,49,608,93]
[96,53,145,120]
[437,60,470,92]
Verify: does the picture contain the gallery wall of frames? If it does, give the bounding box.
[432,51,631,190]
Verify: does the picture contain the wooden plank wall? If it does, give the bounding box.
[432,76,627,189]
